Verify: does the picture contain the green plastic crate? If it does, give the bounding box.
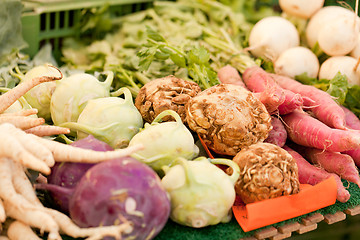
[21,0,154,60]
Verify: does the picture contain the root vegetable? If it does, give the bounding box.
[0,66,62,114]
[7,220,42,240]
[341,105,360,167]
[0,116,45,130]
[69,157,170,240]
[264,116,287,147]
[0,199,5,223]
[305,6,358,49]
[279,0,324,19]
[185,83,272,156]
[1,108,38,117]
[24,125,71,137]
[217,65,285,114]
[291,144,360,187]
[233,142,300,204]
[319,56,360,86]
[274,46,320,79]
[134,75,201,123]
[12,64,59,121]
[242,66,303,115]
[217,65,247,88]
[61,88,143,149]
[162,157,239,228]
[128,110,199,173]
[282,110,360,152]
[272,73,347,129]
[50,71,113,126]
[283,145,350,203]
[247,16,299,60]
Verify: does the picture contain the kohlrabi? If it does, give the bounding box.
[128,110,199,174]
[11,64,60,121]
[50,71,113,126]
[60,87,144,149]
[161,157,240,228]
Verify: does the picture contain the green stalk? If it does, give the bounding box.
[208,158,240,186]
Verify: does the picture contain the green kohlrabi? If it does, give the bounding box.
[50,71,113,126]
[11,64,59,121]
[161,157,240,228]
[128,109,199,174]
[59,87,143,149]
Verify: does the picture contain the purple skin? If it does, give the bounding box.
[35,135,113,213]
[69,157,171,240]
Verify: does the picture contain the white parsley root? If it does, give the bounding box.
[7,220,42,240]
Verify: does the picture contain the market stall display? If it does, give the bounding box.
[1,0,360,239]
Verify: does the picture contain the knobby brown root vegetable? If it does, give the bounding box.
[7,220,42,240]
[231,142,300,204]
[0,116,45,130]
[0,65,63,114]
[24,125,71,137]
[135,75,201,123]
[186,83,272,156]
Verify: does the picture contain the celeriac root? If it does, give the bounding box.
[7,220,42,240]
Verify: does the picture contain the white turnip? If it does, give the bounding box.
[247,16,300,60]
[279,0,324,19]
[319,56,360,86]
[274,46,320,79]
[305,6,359,49]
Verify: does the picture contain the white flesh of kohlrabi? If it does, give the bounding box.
[50,72,113,126]
[279,0,324,19]
[161,157,239,228]
[319,56,360,86]
[247,16,300,60]
[305,6,360,49]
[274,46,320,79]
[59,88,143,149]
[128,110,199,174]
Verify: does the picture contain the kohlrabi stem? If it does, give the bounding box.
[100,71,114,90]
[176,157,196,186]
[152,109,183,126]
[134,72,151,85]
[111,87,134,105]
[208,158,240,186]
[59,122,120,139]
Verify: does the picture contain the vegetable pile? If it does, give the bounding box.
[1,0,360,239]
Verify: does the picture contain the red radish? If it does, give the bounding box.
[217,65,285,114]
[271,73,347,129]
[264,116,287,147]
[217,65,247,88]
[283,145,350,203]
[242,66,303,114]
[282,110,360,152]
[341,105,360,130]
[290,144,360,187]
[340,105,360,167]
